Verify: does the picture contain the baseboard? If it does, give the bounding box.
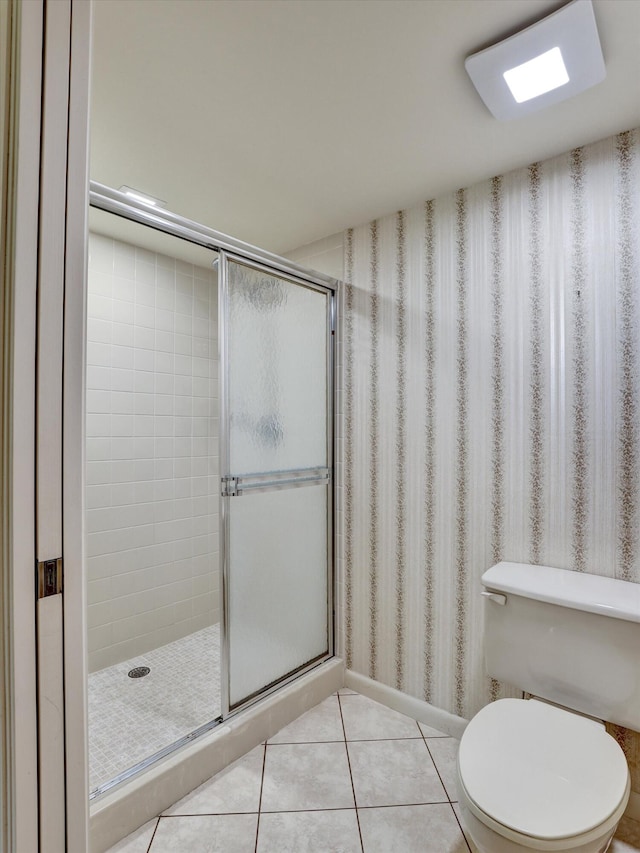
[91,657,345,852]
[344,670,468,739]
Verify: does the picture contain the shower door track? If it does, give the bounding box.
[87,182,337,800]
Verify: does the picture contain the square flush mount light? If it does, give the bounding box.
[465,0,605,121]
[118,185,167,208]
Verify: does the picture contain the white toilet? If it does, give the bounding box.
[456,561,638,853]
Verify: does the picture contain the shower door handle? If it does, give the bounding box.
[221,467,330,497]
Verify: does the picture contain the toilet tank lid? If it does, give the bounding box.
[482,562,640,624]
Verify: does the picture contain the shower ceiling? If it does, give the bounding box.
[90,0,640,255]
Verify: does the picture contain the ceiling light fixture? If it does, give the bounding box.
[503,47,569,104]
[465,0,605,121]
[118,185,167,208]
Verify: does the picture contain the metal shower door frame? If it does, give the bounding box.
[218,251,336,718]
[88,181,337,748]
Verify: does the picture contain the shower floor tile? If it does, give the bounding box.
[106,691,640,853]
[89,624,221,794]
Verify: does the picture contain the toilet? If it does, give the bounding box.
[456,561,638,853]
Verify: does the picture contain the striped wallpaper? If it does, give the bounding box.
[342,128,640,775]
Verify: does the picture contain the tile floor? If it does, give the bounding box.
[89,624,221,794]
[107,690,640,853]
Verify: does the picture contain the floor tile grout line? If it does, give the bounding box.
[450,803,474,853]
[421,734,452,804]
[338,693,365,853]
[145,816,160,853]
[269,735,424,745]
[421,733,472,853]
[254,742,267,853]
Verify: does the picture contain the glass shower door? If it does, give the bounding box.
[221,257,333,712]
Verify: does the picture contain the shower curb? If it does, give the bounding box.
[90,657,344,852]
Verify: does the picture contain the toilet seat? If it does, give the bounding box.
[457,698,630,850]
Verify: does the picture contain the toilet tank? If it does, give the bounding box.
[483,562,640,731]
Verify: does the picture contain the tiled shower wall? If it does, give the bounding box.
[343,129,640,785]
[86,233,219,672]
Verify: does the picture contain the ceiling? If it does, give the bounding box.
[90,0,640,255]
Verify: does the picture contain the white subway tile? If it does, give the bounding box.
[133,437,155,459]
[112,278,134,302]
[136,246,156,266]
[135,481,156,504]
[111,368,134,393]
[154,415,174,437]
[112,321,134,347]
[155,394,174,415]
[112,299,135,325]
[155,372,174,395]
[110,391,134,414]
[87,294,113,321]
[89,270,113,298]
[192,337,209,358]
[193,377,209,397]
[89,234,113,274]
[153,479,174,501]
[134,326,155,350]
[86,484,111,510]
[154,351,173,373]
[134,395,154,418]
[174,478,191,499]
[134,459,155,481]
[135,260,156,287]
[113,241,135,279]
[156,266,175,291]
[86,341,111,367]
[86,413,111,437]
[111,460,135,484]
[174,313,192,335]
[111,414,134,436]
[111,483,135,505]
[86,365,111,391]
[156,288,175,311]
[111,345,134,370]
[175,417,192,437]
[134,414,154,435]
[86,389,110,414]
[135,283,156,307]
[155,330,174,353]
[111,437,134,460]
[134,348,154,371]
[173,457,191,478]
[154,459,173,480]
[135,304,155,329]
[86,438,111,462]
[154,437,174,458]
[156,251,174,271]
[87,317,111,344]
[193,317,208,337]
[87,623,112,654]
[156,308,174,332]
[134,371,155,394]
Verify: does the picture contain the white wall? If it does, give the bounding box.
[285,233,344,281]
[85,233,219,672]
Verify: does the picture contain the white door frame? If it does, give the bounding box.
[3,0,92,849]
[4,1,45,849]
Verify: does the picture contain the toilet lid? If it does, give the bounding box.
[458,698,629,841]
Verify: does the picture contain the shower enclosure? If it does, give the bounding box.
[85,184,335,800]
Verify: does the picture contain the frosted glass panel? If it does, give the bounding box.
[228,262,327,475]
[229,485,328,707]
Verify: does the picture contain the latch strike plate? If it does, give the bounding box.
[37,558,62,598]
